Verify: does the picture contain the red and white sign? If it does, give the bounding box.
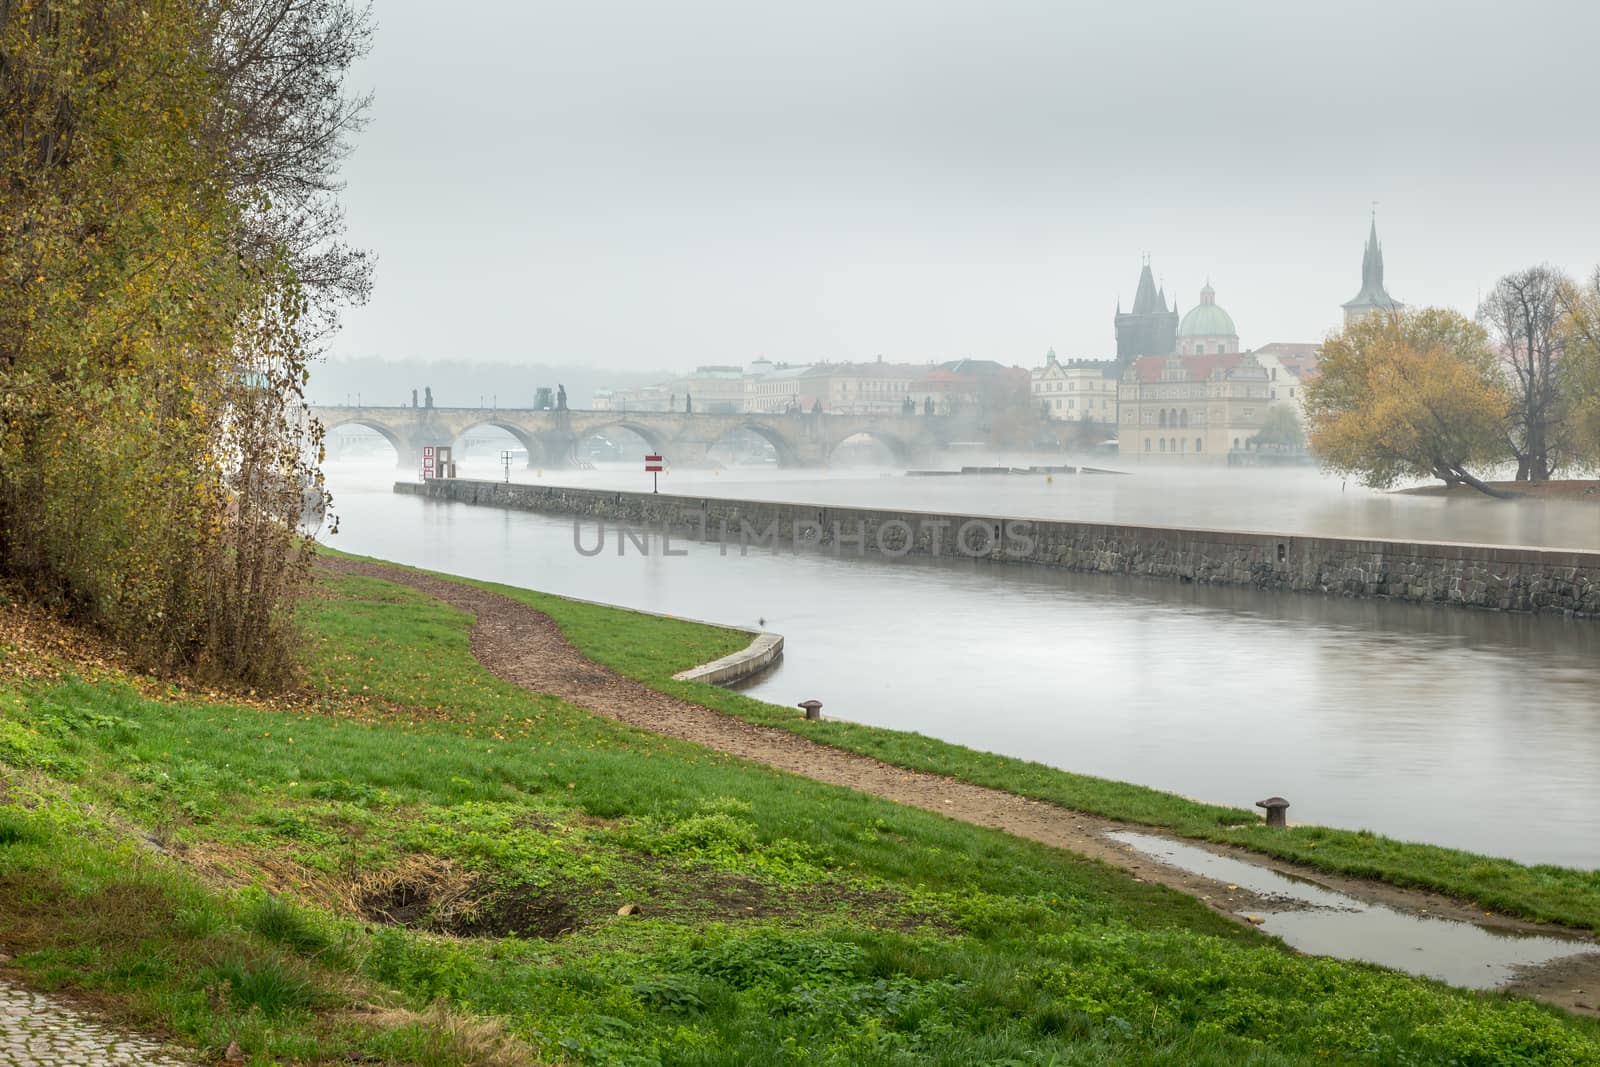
[644,454,664,472]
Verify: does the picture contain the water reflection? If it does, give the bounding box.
[1107,832,1597,989]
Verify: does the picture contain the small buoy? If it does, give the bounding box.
[1046,475,1053,485]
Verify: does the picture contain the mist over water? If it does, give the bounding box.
[322,457,1600,868]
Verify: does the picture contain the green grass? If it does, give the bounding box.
[0,564,1598,1064]
[398,565,1600,935]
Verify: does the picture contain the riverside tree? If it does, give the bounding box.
[1303,309,1513,497]
[0,0,370,685]
[1478,265,1573,481]
[1558,268,1600,468]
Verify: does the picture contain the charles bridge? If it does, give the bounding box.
[309,405,968,468]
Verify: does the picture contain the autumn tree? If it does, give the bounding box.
[1479,266,1572,480]
[1304,309,1514,497]
[0,0,369,684]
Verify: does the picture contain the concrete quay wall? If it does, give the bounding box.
[395,479,1600,618]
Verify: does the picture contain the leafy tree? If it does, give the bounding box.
[1304,309,1514,497]
[1253,405,1305,451]
[0,0,369,685]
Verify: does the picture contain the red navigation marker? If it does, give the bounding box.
[645,453,664,493]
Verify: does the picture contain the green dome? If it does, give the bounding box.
[1177,283,1237,338]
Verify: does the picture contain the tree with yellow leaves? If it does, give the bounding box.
[0,0,369,686]
[1304,309,1515,497]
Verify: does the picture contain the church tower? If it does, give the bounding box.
[1341,215,1403,325]
[1115,259,1180,365]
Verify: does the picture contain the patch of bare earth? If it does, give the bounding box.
[315,557,1600,1015]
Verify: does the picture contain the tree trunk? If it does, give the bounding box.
[1449,465,1519,499]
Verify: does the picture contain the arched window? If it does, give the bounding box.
[1180,409,1189,428]
[1232,437,1240,449]
[1158,409,1167,428]
[1159,438,1166,452]
[1196,437,1203,452]
[1144,437,1151,452]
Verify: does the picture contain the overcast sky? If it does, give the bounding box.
[330,0,1600,373]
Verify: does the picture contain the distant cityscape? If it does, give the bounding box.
[583,219,1397,463]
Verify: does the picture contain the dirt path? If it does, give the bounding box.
[321,557,1600,1014]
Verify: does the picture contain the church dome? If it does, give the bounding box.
[1177,282,1237,339]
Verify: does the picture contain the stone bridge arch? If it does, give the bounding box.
[825,428,913,466]
[569,419,672,464]
[316,414,414,467]
[700,420,803,467]
[449,420,548,468]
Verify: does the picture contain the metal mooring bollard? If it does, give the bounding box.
[1256,796,1290,828]
[798,699,823,721]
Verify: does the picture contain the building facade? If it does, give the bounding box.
[1031,350,1118,423]
[1117,351,1274,461]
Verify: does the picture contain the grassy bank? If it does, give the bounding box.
[416,564,1600,934]
[0,566,1598,1064]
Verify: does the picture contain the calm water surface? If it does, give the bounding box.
[321,460,1600,869]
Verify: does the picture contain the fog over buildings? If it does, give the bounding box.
[328,0,1600,373]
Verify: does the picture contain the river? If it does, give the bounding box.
[319,458,1600,869]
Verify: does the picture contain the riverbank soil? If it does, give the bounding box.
[1398,479,1600,500]
[4,567,1600,1063]
[319,556,1600,1018]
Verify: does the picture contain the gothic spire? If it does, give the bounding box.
[1343,212,1401,318]
[1131,262,1163,315]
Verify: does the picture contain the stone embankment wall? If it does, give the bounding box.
[396,479,1600,618]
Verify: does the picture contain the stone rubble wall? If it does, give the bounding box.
[396,480,1600,618]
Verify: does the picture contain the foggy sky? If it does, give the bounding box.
[330,0,1600,372]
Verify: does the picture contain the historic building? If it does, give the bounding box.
[1341,215,1403,325]
[1116,351,1274,461]
[1114,260,1179,366]
[1031,349,1118,423]
[1252,342,1321,416]
[1176,282,1240,355]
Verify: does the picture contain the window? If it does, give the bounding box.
[1159,438,1166,452]
[1158,410,1167,427]
[1068,398,1075,409]
[1144,437,1151,452]
[1196,438,1203,452]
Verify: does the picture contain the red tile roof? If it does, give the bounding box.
[1126,352,1243,384]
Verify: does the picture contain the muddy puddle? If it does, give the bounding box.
[1107,831,1599,989]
